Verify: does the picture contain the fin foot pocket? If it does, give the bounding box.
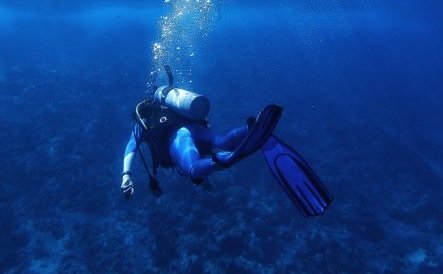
[213,104,283,167]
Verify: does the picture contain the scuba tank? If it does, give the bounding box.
[154,86,210,121]
[152,65,210,121]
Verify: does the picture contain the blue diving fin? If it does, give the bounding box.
[213,104,283,167]
[262,135,333,217]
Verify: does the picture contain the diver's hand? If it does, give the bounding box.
[121,174,134,197]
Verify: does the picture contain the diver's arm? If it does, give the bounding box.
[121,127,141,196]
[123,152,136,174]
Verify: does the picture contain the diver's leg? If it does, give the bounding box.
[214,126,248,151]
[184,124,248,152]
[187,124,215,153]
[169,127,220,182]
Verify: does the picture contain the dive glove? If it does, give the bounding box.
[121,174,134,196]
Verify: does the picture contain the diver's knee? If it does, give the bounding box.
[176,127,192,138]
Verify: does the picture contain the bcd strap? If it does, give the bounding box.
[160,86,174,105]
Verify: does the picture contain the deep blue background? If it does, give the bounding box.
[1,1,442,273]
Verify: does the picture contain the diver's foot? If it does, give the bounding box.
[149,178,162,198]
[190,176,213,191]
[211,149,233,168]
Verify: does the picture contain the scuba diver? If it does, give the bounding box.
[121,65,333,217]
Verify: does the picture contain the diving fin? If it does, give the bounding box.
[213,104,283,167]
[262,135,333,217]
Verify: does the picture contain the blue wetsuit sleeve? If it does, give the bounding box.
[124,123,144,157]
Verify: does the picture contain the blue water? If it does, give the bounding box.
[1,1,442,273]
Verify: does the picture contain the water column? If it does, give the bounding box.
[148,0,219,88]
